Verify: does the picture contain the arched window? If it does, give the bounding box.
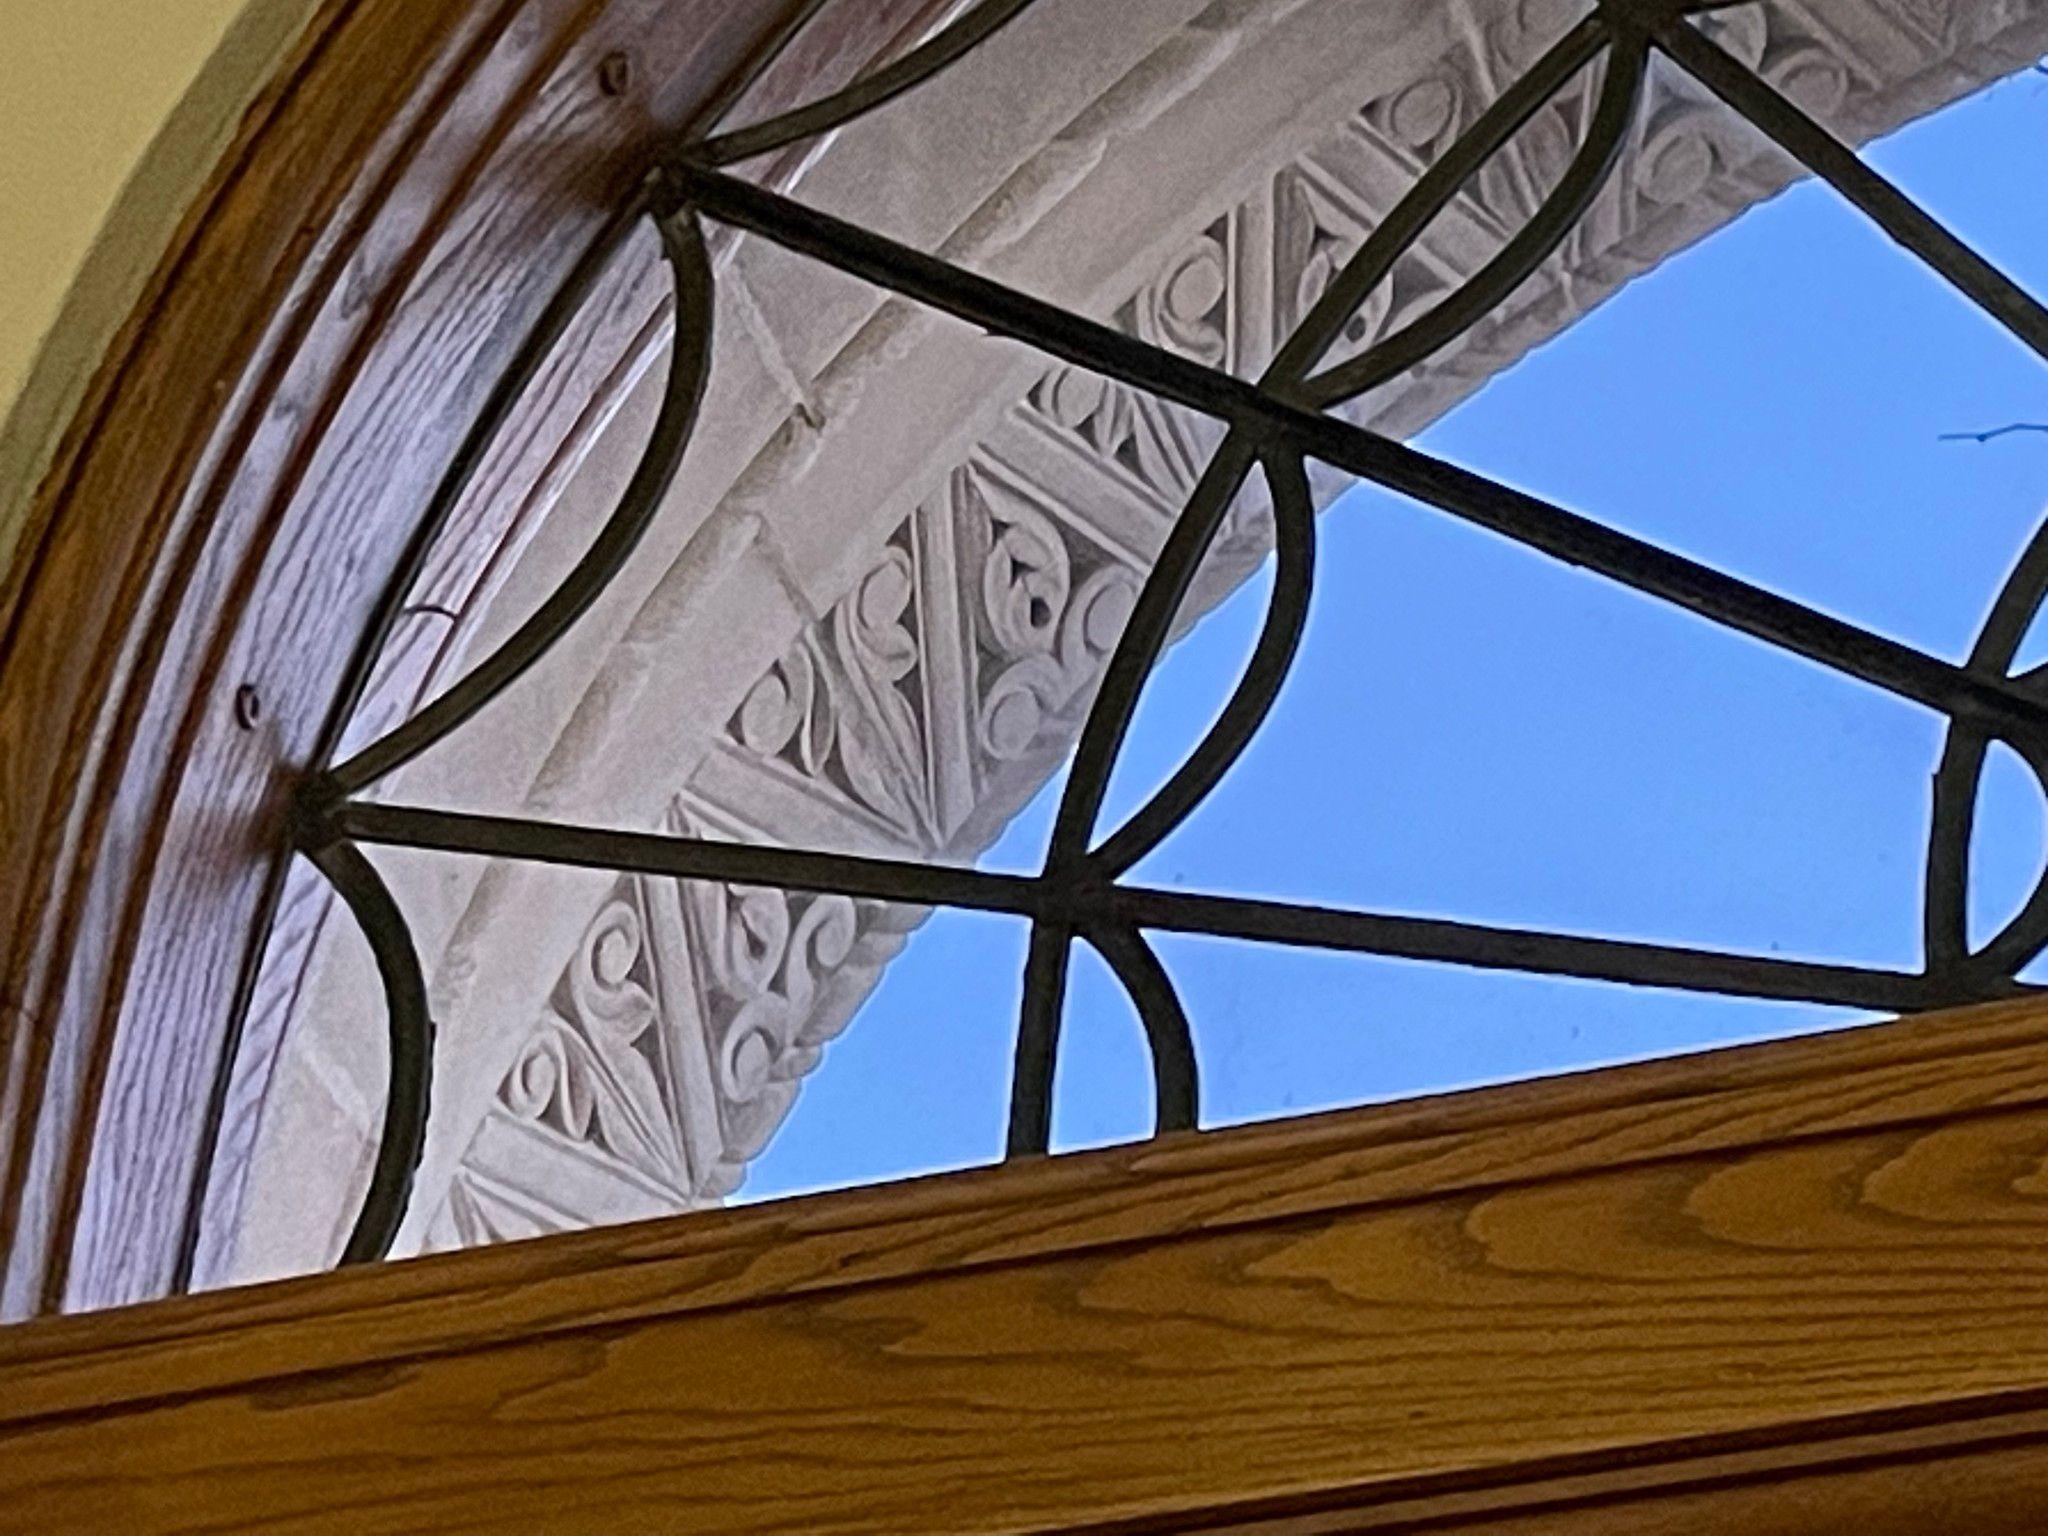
[243,0,2048,1271]
[12,0,2046,1315]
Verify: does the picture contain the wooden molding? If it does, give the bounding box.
[0,0,941,1319]
[6,998,2048,1531]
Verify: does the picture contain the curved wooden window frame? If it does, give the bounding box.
[0,0,958,1320]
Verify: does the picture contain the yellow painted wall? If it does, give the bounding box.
[0,0,317,582]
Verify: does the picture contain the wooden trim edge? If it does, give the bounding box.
[5,993,2047,1421]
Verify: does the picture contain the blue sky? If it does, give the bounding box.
[742,62,2048,1200]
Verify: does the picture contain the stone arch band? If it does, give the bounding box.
[283,0,2048,1260]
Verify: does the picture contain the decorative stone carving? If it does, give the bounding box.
[409,0,2048,1246]
[736,527,938,842]
[426,809,923,1250]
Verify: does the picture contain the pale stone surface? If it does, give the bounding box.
[220,0,2048,1282]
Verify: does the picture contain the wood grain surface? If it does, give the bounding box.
[0,0,943,1319]
[6,1000,2048,1533]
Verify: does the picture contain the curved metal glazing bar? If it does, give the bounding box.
[1092,449,1317,879]
[1035,26,1609,889]
[1302,31,1648,408]
[1041,27,1612,883]
[1647,8,2048,366]
[1016,436,1257,1124]
[299,209,711,1255]
[690,0,1040,168]
[300,838,435,1265]
[1084,924,1199,1135]
[176,195,659,1291]
[308,192,654,781]
[325,210,715,796]
[1960,727,2048,980]
[1926,518,2048,979]
[1082,25,1623,878]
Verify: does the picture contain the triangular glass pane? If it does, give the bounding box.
[1116,477,1944,975]
[370,226,1195,896]
[1411,62,2048,666]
